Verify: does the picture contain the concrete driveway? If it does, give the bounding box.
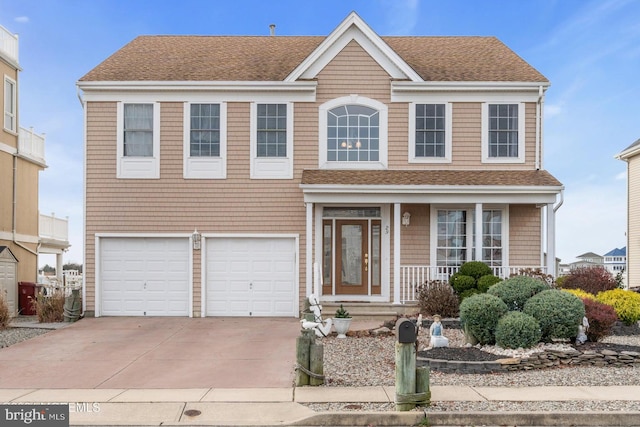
[0,317,300,389]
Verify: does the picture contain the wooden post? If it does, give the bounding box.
[309,342,324,386]
[295,331,312,386]
[395,341,416,411]
[416,366,431,406]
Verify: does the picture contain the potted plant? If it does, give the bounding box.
[333,304,352,338]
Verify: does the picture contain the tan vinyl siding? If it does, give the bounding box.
[15,160,40,236]
[452,103,482,167]
[400,204,429,265]
[85,101,308,315]
[627,157,640,288]
[509,205,542,267]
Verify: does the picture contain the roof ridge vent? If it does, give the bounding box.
[269,24,276,36]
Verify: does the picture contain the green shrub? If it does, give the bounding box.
[459,293,508,345]
[450,274,476,294]
[477,275,501,293]
[511,267,555,286]
[0,292,11,329]
[417,280,459,318]
[495,311,542,349]
[487,275,550,311]
[523,290,585,342]
[596,289,640,325]
[582,297,618,342]
[560,266,617,294]
[459,261,492,280]
[459,288,481,301]
[555,276,567,287]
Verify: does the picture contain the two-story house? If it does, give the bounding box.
[0,24,50,313]
[77,13,563,318]
[617,138,640,290]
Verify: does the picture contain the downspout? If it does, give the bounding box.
[535,85,543,170]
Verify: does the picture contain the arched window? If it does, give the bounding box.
[327,105,379,162]
[319,95,388,169]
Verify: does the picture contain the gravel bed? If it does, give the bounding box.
[310,326,640,412]
[0,326,51,348]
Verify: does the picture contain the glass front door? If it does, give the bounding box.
[322,212,381,296]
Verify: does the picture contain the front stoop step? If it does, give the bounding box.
[320,303,418,321]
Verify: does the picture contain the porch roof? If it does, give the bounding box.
[300,169,563,205]
[301,169,562,187]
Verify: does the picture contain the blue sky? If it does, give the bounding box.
[2,0,638,266]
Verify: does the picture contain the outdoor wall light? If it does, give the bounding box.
[192,229,201,250]
[402,212,411,227]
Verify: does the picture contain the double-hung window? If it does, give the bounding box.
[4,76,16,132]
[319,95,388,169]
[250,102,293,179]
[482,103,525,163]
[409,103,452,163]
[184,102,227,179]
[432,207,505,268]
[117,102,160,179]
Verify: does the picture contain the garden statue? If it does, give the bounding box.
[576,315,589,345]
[300,294,332,337]
[429,314,449,348]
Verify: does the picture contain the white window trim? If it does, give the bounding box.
[4,75,17,133]
[116,102,161,179]
[429,205,508,267]
[481,102,525,164]
[250,102,294,179]
[319,95,388,170]
[183,102,227,179]
[408,102,452,164]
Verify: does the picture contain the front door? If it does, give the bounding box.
[336,220,368,295]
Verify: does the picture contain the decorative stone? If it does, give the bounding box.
[601,349,618,356]
[496,358,520,365]
[371,326,391,336]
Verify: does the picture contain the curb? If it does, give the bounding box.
[290,410,640,427]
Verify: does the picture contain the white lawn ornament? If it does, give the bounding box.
[429,314,449,348]
[576,316,589,345]
[300,294,332,337]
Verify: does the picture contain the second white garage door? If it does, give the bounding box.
[205,237,297,317]
[100,237,190,316]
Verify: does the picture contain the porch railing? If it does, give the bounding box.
[0,24,18,64]
[400,265,548,303]
[39,213,69,243]
[18,127,46,165]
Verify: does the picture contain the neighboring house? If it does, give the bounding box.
[616,138,640,290]
[603,247,626,275]
[575,251,604,265]
[0,24,70,314]
[77,13,564,318]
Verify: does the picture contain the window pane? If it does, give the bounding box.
[257,104,287,157]
[488,104,518,158]
[415,104,446,158]
[123,104,153,157]
[327,104,379,162]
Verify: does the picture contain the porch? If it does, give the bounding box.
[38,212,71,282]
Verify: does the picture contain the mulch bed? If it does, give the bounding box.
[418,321,640,362]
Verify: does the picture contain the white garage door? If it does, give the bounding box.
[206,237,296,317]
[100,237,190,316]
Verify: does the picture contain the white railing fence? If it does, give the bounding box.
[18,127,46,164]
[0,24,18,64]
[39,213,69,242]
[400,265,548,303]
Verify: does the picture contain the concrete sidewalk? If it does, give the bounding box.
[1,386,639,426]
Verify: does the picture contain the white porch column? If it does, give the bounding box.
[546,203,556,277]
[56,253,64,282]
[474,203,483,262]
[393,203,401,305]
[306,202,313,298]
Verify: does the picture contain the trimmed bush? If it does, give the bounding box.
[459,288,481,301]
[417,280,459,318]
[0,292,11,329]
[495,311,542,349]
[487,275,551,311]
[477,274,501,293]
[562,288,597,301]
[560,266,617,294]
[555,276,567,287]
[459,261,492,280]
[596,289,640,325]
[450,274,476,294]
[582,297,618,342]
[523,290,585,342]
[511,267,555,286]
[459,293,508,345]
